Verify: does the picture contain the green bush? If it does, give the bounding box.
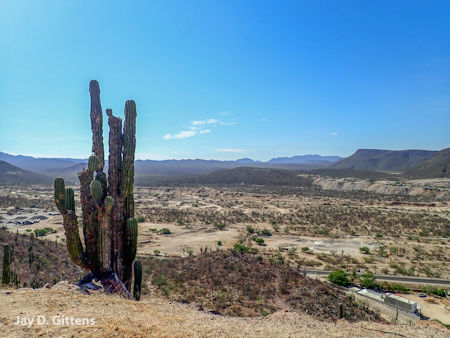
[34,227,55,237]
[158,228,172,235]
[214,222,226,230]
[136,216,146,223]
[360,271,377,289]
[301,247,310,252]
[328,270,349,286]
[233,243,250,253]
[246,225,255,234]
[254,237,265,246]
[359,246,370,254]
[259,229,272,236]
[422,286,446,297]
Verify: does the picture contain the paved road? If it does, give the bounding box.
[301,269,450,286]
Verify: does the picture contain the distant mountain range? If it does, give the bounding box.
[330,149,437,172]
[1,147,449,185]
[0,152,342,182]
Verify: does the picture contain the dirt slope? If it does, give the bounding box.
[0,286,447,337]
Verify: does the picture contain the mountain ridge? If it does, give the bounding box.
[331,149,437,171]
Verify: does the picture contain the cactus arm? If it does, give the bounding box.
[54,177,66,214]
[64,188,75,213]
[133,260,142,301]
[121,100,137,219]
[123,217,138,290]
[62,212,85,268]
[88,154,99,173]
[90,180,104,202]
[79,169,100,274]
[89,80,105,171]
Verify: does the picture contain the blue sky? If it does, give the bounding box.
[0,1,449,161]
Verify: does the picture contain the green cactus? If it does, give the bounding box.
[338,303,344,319]
[64,188,75,213]
[125,217,138,263]
[133,260,142,301]
[54,177,66,213]
[54,80,138,294]
[88,154,99,173]
[2,244,11,285]
[90,180,103,202]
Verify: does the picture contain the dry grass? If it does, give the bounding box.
[0,286,448,337]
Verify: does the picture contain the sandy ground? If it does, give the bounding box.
[402,293,450,324]
[0,285,447,338]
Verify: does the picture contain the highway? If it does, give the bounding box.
[301,269,450,286]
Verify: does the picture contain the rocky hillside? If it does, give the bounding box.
[403,148,450,178]
[331,149,437,172]
[0,160,51,185]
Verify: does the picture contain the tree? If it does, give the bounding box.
[328,269,349,286]
[360,271,377,289]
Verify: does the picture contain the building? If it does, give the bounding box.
[384,293,418,313]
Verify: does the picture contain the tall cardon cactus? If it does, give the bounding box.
[54,80,141,297]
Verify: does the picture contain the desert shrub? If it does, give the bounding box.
[422,286,446,297]
[288,247,297,256]
[389,246,398,254]
[259,229,272,236]
[136,216,146,223]
[301,247,310,252]
[246,225,255,234]
[359,246,370,254]
[360,271,378,289]
[384,283,410,293]
[34,227,55,237]
[254,237,265,246]
[158,228,172,235]
[233,243,250,253]
[328,270,349,286]
[214,222,226,230]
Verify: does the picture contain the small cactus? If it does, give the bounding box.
[2,244,11,285]
[88,154,99,173]
[133,260,142,301]
[338,303,344,319]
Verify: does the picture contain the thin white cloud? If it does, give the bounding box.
[261,118,268,122]
[218,111,230,116]
[163,130,197,140]
[164,116,236,140]
[330,132,339,136]
[191,118,218,126]
[217,148,246,153]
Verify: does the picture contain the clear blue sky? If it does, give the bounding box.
[1,1,449,161]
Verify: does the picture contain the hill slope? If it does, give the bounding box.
[1,287,446,337]
[331,149,437,171]
[0,160,51,185]
[403,148,450,178]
